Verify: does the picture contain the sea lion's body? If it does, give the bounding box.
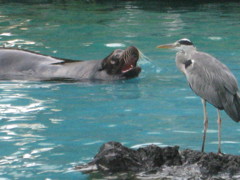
[0,47,141,81]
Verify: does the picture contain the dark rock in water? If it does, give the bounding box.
[76,141,240,179]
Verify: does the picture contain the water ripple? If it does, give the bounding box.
[173,130,197,134]
[0,102,44,114]
[0,123,46,130]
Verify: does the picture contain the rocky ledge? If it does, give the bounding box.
[76,141,240,179]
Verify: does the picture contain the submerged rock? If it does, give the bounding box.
[76,141,240,179]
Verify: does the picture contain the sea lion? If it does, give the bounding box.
[0,46,141,81]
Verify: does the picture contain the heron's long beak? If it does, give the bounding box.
[156,43,176,49]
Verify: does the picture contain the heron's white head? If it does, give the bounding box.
[157,38,196,53]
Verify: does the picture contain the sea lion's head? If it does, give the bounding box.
[100,46,141,79]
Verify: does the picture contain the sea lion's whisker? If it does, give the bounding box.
[123,51,131,64]
[138,49,152,62]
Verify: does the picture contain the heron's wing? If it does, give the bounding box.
[185,51,238,109]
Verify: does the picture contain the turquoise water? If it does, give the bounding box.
[0,0,240,179]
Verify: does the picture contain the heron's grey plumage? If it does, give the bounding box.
[177,50,240,122]
[157,38,240,153]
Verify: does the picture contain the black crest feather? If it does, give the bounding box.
[178,39,193,46]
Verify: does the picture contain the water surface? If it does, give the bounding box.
[0,0,240,179]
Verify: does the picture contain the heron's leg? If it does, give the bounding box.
[217,109,222,154]
[201,99,208,152]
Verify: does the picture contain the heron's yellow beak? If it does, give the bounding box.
[156,44,176,49]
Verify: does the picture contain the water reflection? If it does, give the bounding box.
[0,82,61,179]
[3,39,36,47]
[162,13,184,34]
[0,32,12,36]
[105,43,125,47]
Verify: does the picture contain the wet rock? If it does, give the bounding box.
[76,141,240,179]
[92,141,141,172]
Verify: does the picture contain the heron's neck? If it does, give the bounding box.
[175,46,197,74]
[182,46,197,57]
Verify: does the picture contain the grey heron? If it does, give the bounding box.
[157,38,240,154]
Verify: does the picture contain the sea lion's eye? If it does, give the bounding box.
[110,56,119,65]
[132,53,138,58]
[114,55,120,60]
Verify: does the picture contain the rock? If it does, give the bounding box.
[75,141,240,179]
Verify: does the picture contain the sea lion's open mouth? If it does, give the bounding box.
[100,46,141,79]
[121,59,137,73]
[121,46,140,75]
